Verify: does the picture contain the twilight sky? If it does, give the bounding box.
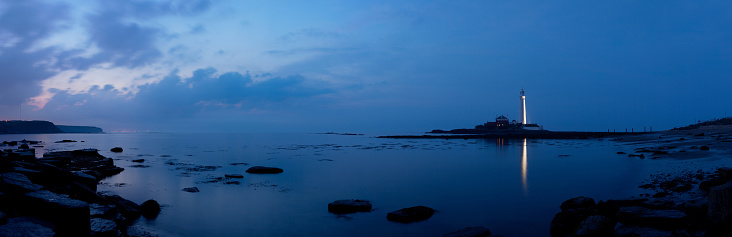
[1,0,730,133]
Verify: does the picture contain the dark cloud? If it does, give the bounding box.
[0,0,71,106]
[33,68,335,124]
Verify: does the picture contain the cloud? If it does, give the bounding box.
[0,0,71,106]
[32,67,335,126]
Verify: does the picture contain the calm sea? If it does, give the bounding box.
[0,132,705,236]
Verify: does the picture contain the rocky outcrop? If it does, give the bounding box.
[328,199,372,214]
[0,172,43,194]
[245,166,283,174]
[22,190,90,236]
[560,196,595,211]
[386,206,435,223]
[574,215,614,237]
[707,181,732,225]
[443,226,492,237]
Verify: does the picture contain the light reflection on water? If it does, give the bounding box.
[2,133,655,236]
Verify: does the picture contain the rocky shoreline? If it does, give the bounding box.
[0,141,158,236]
[550,125,732,236]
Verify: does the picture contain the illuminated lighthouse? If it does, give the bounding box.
[520,89,527,124]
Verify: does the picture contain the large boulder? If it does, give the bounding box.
[110,147,123,153]
[328,199,372,214]
[0,172,42,194]
[707,181,732,225]
[140,199,161,218]
[560,196,596,211]
[22,190,90,236]
[574,215,614,237]
[0,217,55,237]
[386,206,435,223]
[443,226,492,237]
[245,166,283,174]
[616,206,687,230]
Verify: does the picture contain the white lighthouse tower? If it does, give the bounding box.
[520,89,526,124]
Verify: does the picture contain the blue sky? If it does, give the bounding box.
[0,0,730,133]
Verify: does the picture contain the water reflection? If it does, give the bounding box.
[521,138,528,196]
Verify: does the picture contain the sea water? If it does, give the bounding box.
[1,132,665,236]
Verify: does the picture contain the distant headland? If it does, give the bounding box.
[0,120,103,134]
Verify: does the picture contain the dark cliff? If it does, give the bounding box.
[56,125,104,133]
[0,120,63,134]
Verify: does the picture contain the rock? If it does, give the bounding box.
[386,206,434,223]
[90,203,114,218]
[574,215,614,237]
[131,159,145,163]
[22,190,90,236]
[182,187,200,193]
[596,198,649,217]
[614,224,673,237]
[678,197,708,217]
[443,226,492,237]
[140,200,161,218]
[90,218,119,237]
[0,172,43,194]
[550,208,596,237]
[0,211,6,225]
[719,167,732,181]
[72,171,99,191]
[700,179,728,191]
[245,166,284,174]
[616,206,687,230]
[224,174,244,179]
[103,194,141,220]
[616,152,627,154]
[110,147,123,152]
[700,145,710,150]
[328,199,372,214]
[560,196,596,211]
[19,143,30,149]
[707,181,732,224]
[0,217,55,237]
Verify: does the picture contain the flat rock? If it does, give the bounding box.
[575,215,614,237]
[22,190,89,236]
[617,206,687,230]
[614,224,673,237]
[0,217,55,237]
[707,181,732,224]
[0,172,43,194]
[103,194,141,220]
[386,206,435,223]
[245,166,283,174]
[560,196,596,211]
[224,174,244,179]
[182,187,200,193]
[90,218,119,236]
[443,226,492,237]
[328,199,372,214]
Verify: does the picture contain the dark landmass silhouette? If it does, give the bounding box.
[0,120,103,134]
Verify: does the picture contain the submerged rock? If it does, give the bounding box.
[328,199,372,214]
[386,206,435,223]
[245,166,283,174]
[182,187,200,193]
[131,159,145,163]
[140,200,161,218]
[224,174,244,179]
[443,226,492,237]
